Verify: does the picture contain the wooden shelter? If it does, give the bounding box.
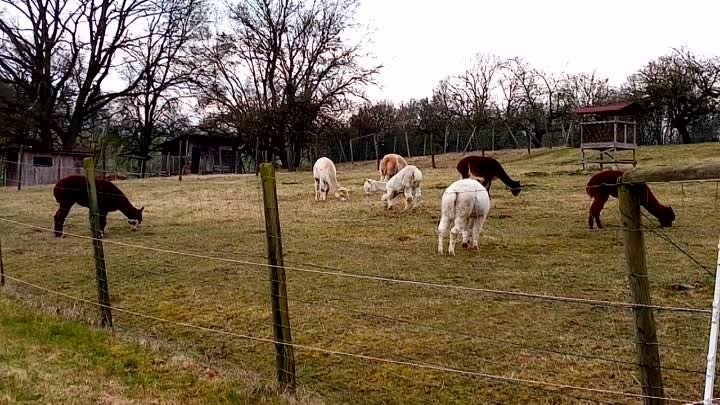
[159,134,241,176]
[576,100,643,170]
[1,145,91,187]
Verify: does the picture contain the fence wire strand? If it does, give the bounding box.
[0,272,696,405]
[0,216,711,315]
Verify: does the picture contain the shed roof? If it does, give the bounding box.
[575,100,644,116]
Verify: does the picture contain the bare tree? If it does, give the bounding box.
[223,0,381,170]
[0,0,161,151]
[505,58,544,149]
[635,48,720,144]
[453,53,503,154]
[120,0,208,176]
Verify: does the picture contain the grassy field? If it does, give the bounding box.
[1,144,720,404]
[0,295,302,404]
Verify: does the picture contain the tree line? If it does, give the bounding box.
[1,0,719,175]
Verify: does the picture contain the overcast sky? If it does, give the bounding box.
[355,0,720,103]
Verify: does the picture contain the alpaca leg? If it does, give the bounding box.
[386,190,397,210]
[471,214,487,250]
[411,187,422,209]
[462,218,471,248]
[321,180,329,201]
[98,212,108,238]
[401,188,413,212]
[449,217,465,256]
[437,216,450,255]
[53,206,71,237]
[589,194,609,229]
[314,178,320,201]
[483,178,493,199]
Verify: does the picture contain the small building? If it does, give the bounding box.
[159,134,242,176]
[1,145,92,187]
[576,100,644,170]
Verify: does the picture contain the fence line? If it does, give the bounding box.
[0,217,711,315]
[42,243,713,361]
[0,272,696,404]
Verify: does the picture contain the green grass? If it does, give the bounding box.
[2,143,720,404]
[0,295,301,404]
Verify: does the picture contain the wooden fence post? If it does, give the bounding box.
[349,139,354,163]
[405,131,411,157]
[619,182,665,405]
[0,237,5,287]
[16,145,23,191]
[83,158,113,328]
[259,163,296,389]
[373,133,380,170]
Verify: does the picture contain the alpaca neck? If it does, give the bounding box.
[494,165,519,189]
[640,187,670,219]
[329,180,342,192]
[371,181,387,192]
[118,198,140,219]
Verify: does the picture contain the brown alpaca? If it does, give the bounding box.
[379,154,407,181]
[586,170,675,229]
[53,175,144,237]
[455,156,521,196]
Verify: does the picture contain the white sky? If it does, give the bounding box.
[356,0,720,103]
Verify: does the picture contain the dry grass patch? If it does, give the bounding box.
[2,143,720,404]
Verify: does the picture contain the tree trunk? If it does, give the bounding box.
[286,143,296,172]
[675,119,692,144]
[254,137,261,175]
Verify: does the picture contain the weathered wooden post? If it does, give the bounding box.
[373,133,380,170]
[83,158,113,328]
[16,144,23,191]
[0,237,5,287]
[259,163,296,389]
[349,139,354,163]
[404,131,411,157]
[619,180,665,405]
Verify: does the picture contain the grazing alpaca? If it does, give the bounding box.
[313,157,349,201]
[437,179,491,256]
[379,153,408,181]
[382,165,423,211]
[53,175,144,237]
[456,155,522,196]
[363,178,387,195]
[586,170,675,229]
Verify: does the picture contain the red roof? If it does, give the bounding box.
[575,101,642,116]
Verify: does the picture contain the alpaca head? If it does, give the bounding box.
[659,206,675,228]
[335,187,349,201]
[128,206,144,231]
[510,182,522,196]
[363,179,373,194]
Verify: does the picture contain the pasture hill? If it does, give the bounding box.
[1,143,719,404]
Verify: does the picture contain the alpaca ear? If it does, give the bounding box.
[140,206,145,212]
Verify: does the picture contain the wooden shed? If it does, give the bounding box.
[159,134,242,176]
[576,100,644,170]
[1,146,91,187]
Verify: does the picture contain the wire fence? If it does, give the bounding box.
[0,158,719,404]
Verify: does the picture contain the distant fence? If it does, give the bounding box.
[1,159,719,404]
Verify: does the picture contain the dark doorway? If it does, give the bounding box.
[191,148,200,174]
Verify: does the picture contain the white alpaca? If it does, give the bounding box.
[437,179,491,256]
[362,178,387,195]
[382,165,423,211]
[313,157,349,201]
